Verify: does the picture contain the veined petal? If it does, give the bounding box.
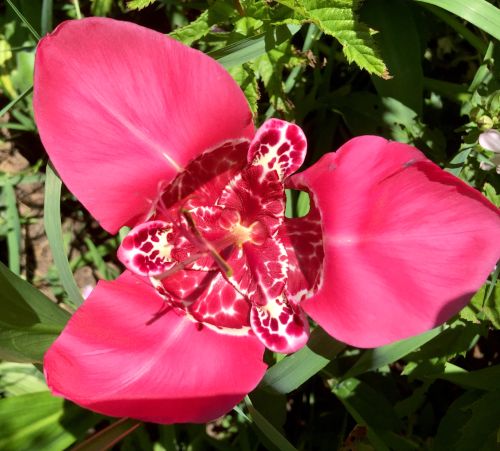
[34,18,254,234]
[294,136,500,348]
[44,272,266,424]
[248,119,307,181]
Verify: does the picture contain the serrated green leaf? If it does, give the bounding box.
[0,261,69,363]
[228,64,260,116]
[169,10,210,46]
[483,182,499,207]
[127,0,156,11]
[276,0,388,77]
[0,391,99,450]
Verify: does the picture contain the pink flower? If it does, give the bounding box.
[479,129,500,173]
[34,18,500,424]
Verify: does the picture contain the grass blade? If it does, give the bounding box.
[2,182,21,275]
[209,24,300,69]
[342,326,444,380]
[261,328,345,394]
[41,0,53,36]
[0,86,33,117]
[415,0,500,41]
[43,164,83,308]
[72,418,142,451]
[245,397,297,451]
[5,0,40,41]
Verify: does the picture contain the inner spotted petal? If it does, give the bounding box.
[225,237,288,306]
[152,269,251,331]
[281,193,325,304]
[250,295,310,353]
[248,119,307,181]
[118,220,176,276]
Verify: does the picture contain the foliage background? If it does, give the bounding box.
[0,0,499,449]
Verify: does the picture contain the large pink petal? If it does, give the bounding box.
[44,271,266,424]
[294,136,500,348]
[34,18,254,234]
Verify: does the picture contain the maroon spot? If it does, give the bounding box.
[277,143,289,156]
[267,157,276,169]
[134,230,148,246]
[286,315,304,336]
[121,236,134,250]
[259,145,269,156]
[279,312,289,324]
[286,125,299,141]
[150,250,159,258]
[133,254,146,266]
[196,322,204,331]
[261,130,280,146]
[141,242,153,253]
[270,318,279,331]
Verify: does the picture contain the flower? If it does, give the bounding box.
[34,18,500,424]
[479,129,500,173]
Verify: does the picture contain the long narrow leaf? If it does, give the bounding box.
[414,0,500,41]
[0,261,69,363]
[342,326,443,379]
[0,85,33,117]
[72,418,142,451]
[245,397,297,451]
[41,0,53,36]
[43,164,83,307]
[2,183,21,274]
[209,24,300,69]
[5,0,40,41]
[261,328,345,394]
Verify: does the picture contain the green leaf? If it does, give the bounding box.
[169,10,210,46]
[414,0,500,41]
[72,418,142,451]
[0,261,69,363]
[428,363,500,391]
[127,0,156,11]
[91,0,114,16]
[44,164,83,308]
[261,327,345,394]
[342,326,443,379]
[0,391,99,450]
[434,390,500,451]
[245,396,297,451]
[2,182,21,274]
[41,0,53,36]
[483,183,500,208]
[361,0,423,113]
[228,64,260,116]
[276,0,388,77]
[0,362,47,396]
[208,24,301,69]
[332,378,415,451]
[5,0,40,41]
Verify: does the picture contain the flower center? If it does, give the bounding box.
[117,119,312,352]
